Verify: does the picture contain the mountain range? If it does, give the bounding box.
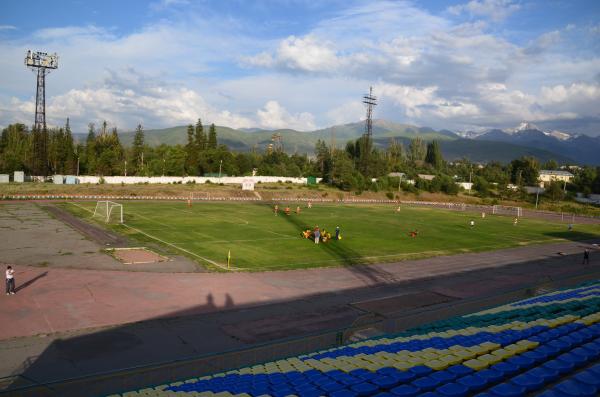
[81,120,599,165]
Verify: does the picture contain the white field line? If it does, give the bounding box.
[68,202,239,271]
[172,208,250,225]
[120,224,238,271]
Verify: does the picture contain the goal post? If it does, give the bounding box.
[93,201,123,223]
[492,205,522,218]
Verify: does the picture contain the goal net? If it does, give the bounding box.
[93,201,123,223]
[492,205,523,217]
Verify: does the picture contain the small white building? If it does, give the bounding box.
[539,170,574,187]
[241,179,255,191]
[417,174,436,181]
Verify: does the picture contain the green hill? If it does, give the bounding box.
[117,119,455,154]
[108,119,573,163]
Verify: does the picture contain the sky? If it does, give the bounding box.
[0,0,599,135]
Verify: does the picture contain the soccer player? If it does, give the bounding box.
[296,206,301,214]
[274,204,279,216]
[470,220,475,228]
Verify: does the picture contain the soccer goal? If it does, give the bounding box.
[93,201,124,223]
[492,205,523,217]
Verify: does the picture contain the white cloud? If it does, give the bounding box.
[257,100,316,131]
[0,69,254,131]
[448,0,521,22]
[0,25,17,31]
[377,83,480,121]
[326,101,366,125]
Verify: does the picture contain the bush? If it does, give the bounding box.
[386,192,394,200]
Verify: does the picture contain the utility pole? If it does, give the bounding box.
[162,157,166,176]
[219,159,223,179]
[124,160,127,176]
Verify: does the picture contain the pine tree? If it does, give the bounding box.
[195,119,206,151]
[185,124,198,175]
[132,123,145,175]
[208,123,217,149]
[425,140,443,169]
[64,118,75,174]
[85,123,96,174]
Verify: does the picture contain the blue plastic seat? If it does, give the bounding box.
[509,373,544,392]
[410,366,433,377]
[553,379,597,397]
[430,370,456,383]
[543,358,575,375]
[331,388,359,397]
[320,381,345,393]
[457,374,487,393]
[447,365,472,377]
[394,370,416,383]
[574,369,600,389]
[391,384,420,396]
[557,351,587,368]
[491,362,519,377]
[412,376,440,392]
[436,382,468,397]
[505,355,534,370]
[477,368,504,385]
[488,382,526,397]
[351,382,379,396]
[372,375,400,389]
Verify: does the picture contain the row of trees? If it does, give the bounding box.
[2,121,600,199]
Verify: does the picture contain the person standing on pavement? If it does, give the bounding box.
[5,266,15,295]
[583,249,590,265]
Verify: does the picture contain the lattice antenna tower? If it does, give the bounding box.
[25,50,59,131]
[363,86,377,139]
[359,87,377,175]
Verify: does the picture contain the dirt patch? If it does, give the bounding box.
[110,248,167,265]
[42,204,129,247]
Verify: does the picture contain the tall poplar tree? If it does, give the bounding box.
[132,123,145,175]
[208,123,217,149]
[425,140,444,169]
[195,118,206,151]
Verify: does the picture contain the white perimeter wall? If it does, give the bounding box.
[75,176,320,185]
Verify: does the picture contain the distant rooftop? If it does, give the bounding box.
[540,170,574,177]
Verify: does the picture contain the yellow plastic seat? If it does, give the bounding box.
[463,358,488,371]
[425,359,449,370]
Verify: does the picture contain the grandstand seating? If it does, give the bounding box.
[110,281,600,397]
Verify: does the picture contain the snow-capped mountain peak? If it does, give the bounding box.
[506,122,541,133]
[544,130,573,141]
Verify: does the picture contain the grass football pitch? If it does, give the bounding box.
[62,201,600,271]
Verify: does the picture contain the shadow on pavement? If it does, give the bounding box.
[15,272,48,293]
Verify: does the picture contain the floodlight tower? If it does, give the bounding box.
[24,50,59,130]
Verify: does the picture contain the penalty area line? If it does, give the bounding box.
[120,224,238,271]
[67,201,239,271]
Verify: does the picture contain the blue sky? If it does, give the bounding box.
[1,0,599,135]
